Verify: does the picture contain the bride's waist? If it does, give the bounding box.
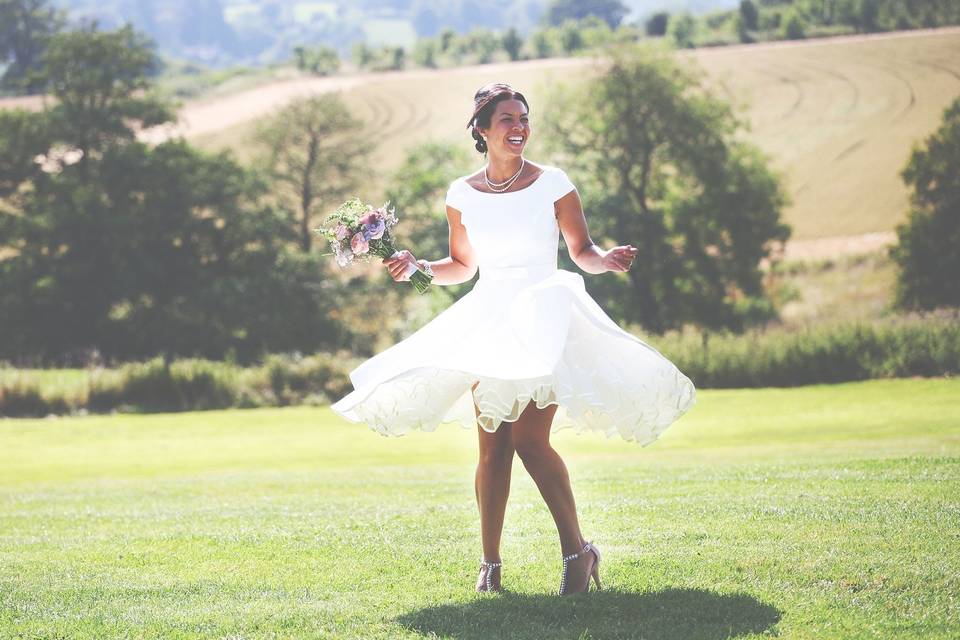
[479,262,557,282]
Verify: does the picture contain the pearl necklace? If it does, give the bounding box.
[484,159,525,193]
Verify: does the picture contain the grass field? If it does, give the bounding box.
[2,378,958,638]
[189,28,960,242]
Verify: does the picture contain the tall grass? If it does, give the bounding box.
[1,312,957,417]
[655,309,959,388]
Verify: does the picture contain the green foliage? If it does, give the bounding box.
[739,0,760,30]
[890,97,960,311]
[782,9,807,39]
[658,309,960,388]
[645,12,670,37]
[0,0,63,94]
[527,29,556,59]
[88,357,240,413]
[253,93,372,253]
[0,351,360,416]
[542,45,791,333]
[40,23,173,154]
[412,38,438,67]
[543,0,629,29]
[501,27,523,61]
[669,12,697,49]
[292,45,339,76]
[0,23,351,365]
[0,108,53,196]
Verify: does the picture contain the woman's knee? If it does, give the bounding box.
[512,435,550,462]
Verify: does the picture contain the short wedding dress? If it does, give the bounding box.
[331,165,696,445]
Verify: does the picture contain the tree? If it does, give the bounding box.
[558,20,585,54]
[0,0,64,94]
[293,45,340,76]
[890,97,960,310]
[739,0,759,30]
[669,12,697,48]
[542,46,791,333]
[254,94,372,253]
[351,41,373,68]
[645,12,669,36]
[38,23,173,161]
[544,0,629,29]
[412,38,438,68]
[782,10,807,39]
[502,27,523,61]
[528,29,555,58]
[0,25,346,365]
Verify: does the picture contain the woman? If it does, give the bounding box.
[331,83,696,596]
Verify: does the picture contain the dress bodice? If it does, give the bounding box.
[444,165,577,283]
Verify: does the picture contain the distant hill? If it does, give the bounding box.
[179,28,960,242]
[52,0,739,66]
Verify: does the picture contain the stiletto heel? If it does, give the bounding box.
[559,541,601,595]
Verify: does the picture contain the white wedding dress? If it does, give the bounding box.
[330,165,696,445]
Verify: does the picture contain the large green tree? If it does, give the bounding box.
[254,94,372,253]
[0,0,63,94]
[889,97,960,311]
[542,45,791,334]
[0,24,346,365]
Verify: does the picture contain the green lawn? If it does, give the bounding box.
[1,378,958,639]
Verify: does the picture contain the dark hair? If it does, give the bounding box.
[466,82,530,154]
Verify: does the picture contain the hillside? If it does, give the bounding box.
[178,28,960,243]
[4,28,959,246]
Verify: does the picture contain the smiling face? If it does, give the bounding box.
[478,99,531,158]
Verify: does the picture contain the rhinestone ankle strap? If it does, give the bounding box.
[559,542,598,595]
[480,559,502,592]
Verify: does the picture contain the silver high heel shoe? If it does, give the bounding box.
[476,559,503,593]
[559,541,602,595]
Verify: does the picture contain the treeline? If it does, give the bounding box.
[293,0,960,76]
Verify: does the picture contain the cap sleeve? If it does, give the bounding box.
[445,178,467,212]
[550,167,576,202]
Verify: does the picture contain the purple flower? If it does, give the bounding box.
[364,218,386,240]
[351,230,369,255]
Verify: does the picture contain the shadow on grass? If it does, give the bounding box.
[396,587,781,640]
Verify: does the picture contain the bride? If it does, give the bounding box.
[340,82,695,596]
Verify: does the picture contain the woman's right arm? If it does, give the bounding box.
[423,205,477,285]
[382,205,477,285]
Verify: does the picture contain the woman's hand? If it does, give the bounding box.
[601,245,638,272]
[383,249,419,282]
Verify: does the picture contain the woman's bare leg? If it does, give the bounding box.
[510,401,586,557]
[474,381,515,563]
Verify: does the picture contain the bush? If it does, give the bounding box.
[782,10,806,39]
[88,357,240,413]
[653,310,960,388]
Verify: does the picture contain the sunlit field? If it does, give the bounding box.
[184,28,960,243]
[2,378,958,638]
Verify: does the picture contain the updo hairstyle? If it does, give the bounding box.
[466,82,530,155]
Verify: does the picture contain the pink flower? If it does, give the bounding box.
[351,230,369,254]
[335,224,349,240]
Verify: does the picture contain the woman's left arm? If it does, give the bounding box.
[555,190,638,274]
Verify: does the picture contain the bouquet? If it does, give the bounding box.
[314,198,433,294]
